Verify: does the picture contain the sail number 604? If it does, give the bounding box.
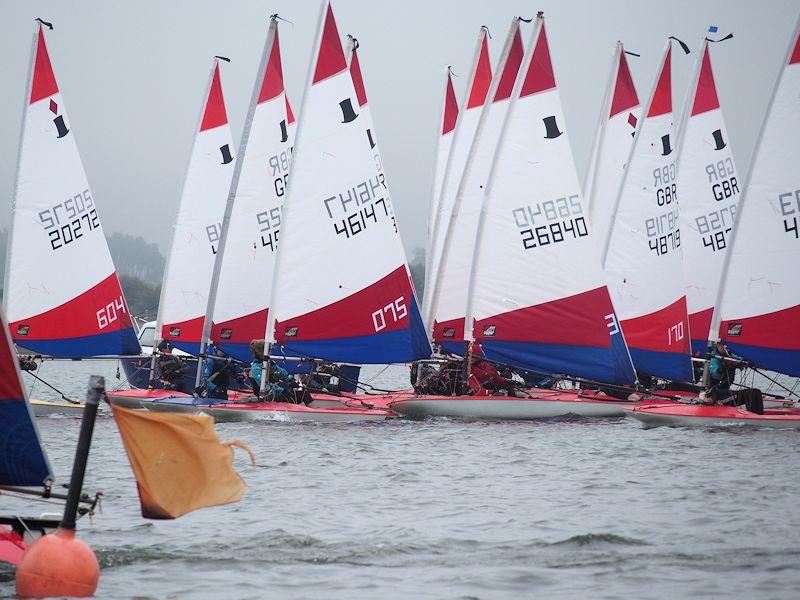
[372,297,407,332]
[97,296,127,329]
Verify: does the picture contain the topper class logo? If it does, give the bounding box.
[169,327,181,337]
[219,144,233,165]
[442,327,455,338]
[49,99,69,139]
[483,325,496,337]
[279,119,289,143]
[220,328,233,340]
[727,323,742,336]
[16,324,30,336]
[284,326,298,337]
[339,98,358,123]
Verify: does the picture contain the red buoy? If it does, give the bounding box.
[15,527,99,598]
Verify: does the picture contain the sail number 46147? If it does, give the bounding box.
[372,297,407,332]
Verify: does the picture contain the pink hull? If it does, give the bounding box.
[628,403,800,428]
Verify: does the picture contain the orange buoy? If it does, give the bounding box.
[15,527,99,598]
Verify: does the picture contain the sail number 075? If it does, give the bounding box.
[372,297,407,332]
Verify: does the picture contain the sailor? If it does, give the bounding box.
[707,342,763,414]
[413,358,466,396]
[155,341,186,391]
[468,356,519,397]
[201,343,238,400]
[247,339,296,402]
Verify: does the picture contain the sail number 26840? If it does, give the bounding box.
[372,297,407,332]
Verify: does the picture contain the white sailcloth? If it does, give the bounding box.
[585,42,641,246]
[601,40,693,382]
[156,58,235,354]
[265,0,429,364]
[423,27,493,332]
[676,38,741,355]
[715,19,800,376]
[429,18,525,351]
[464,16,635,385]
[207,19,294,363]
[5,23,139,357]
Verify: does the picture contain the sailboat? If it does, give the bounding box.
[424,67,459,303]
[584,42,641,246]
[630,20,800,428]
[390,13,643,419]
[601,38,694,384]
[423,26,493,338]
[109,10,400,422]
[4,20,141,415]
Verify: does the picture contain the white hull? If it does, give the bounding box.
[627,410,800,429]
[391,396,632,420]
[30,399,93,417]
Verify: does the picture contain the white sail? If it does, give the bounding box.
[206,19,294,363]
[428,18,525,352]
[265,1,429,364]
[5,22,139,357]
[675,38,740,355]
[424,67,459,291]
[464,15,635,384]
[585,42,641,246]
[156,58,235,355]
[423,27,492,332]
[714,19,800,376]
[601,41,693,382]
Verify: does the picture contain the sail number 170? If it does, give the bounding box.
[667,322,684,346]
[372,297,407,332]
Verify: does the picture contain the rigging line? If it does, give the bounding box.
[748,366,800,400]
[21,370,80,404]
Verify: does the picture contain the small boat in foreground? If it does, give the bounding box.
[30,399,94,417]
[627,403,800,429]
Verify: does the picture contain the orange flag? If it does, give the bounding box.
[111,404,255,519]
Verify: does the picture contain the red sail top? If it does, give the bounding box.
[312,3,348,84]
[30,26,59,104]
[609,49,639,118]
[350,48,368,107]
[466,32,493,109]
[647,45,672,117]
[520,23,557,98]
[286,95,296,125]
[442,71,458,135]
[199,63,228,132]
[259,28,286,104]
[789,29,800,65]
[494,27,525,102]
[691,46,720,116]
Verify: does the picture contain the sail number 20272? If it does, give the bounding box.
[372,297,407,332]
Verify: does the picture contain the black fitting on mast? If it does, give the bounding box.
[668,36,691,54]
[347,34,360,50]
[214,55,231,62]
[35,18,53,30]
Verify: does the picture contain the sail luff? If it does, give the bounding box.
[428,18,522,348]
[423,26,491,334]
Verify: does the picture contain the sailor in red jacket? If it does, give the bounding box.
[468,356,518,396]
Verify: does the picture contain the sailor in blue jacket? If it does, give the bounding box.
[708,342,763,414]
[201,343,240,400]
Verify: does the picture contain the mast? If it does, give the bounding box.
[151,56,224,377]
[195,18,279,389]
[423,26,491,335]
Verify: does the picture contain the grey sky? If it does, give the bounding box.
[1,0,798,257]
